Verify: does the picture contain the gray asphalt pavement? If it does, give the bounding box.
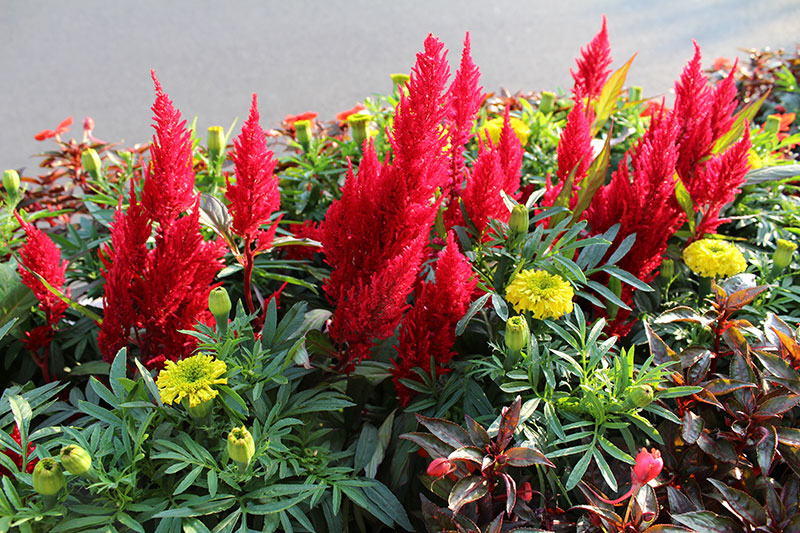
[2,0,799,172]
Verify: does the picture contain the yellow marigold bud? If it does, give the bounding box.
[2,169,20,198]
[208,287,232,318]
[539,91,556,114]
[348,114,370,147]
[294,120,312,150]
[60,445,92,476]
[480,116,531,147]
[509,204,529,237]
[207,126,225,160]
[81,148,102,180]
[628,385,654,408]
[683,238,747,279]
[227,426,255,468]
[505,316,530,353]
[390,73,411,87]
[773,239,797,271]
[33,458,65,496]
[506,270,574,320]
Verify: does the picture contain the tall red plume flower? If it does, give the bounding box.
[444,32,484,194]
[227,94,281,243]
[15,213,69,328]
[321,35,453,370]
[391,232,477,405]
[543,99,594,208]
[141,71,197,227]
[0,424,38,478]
[570,16,613,101]
[495,108,524,198]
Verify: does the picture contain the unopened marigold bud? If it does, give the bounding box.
[207,126,225,160]
[505,316,530,354]
[509,204,529,237]
[81,148,102,180]
[629,385,654,408]
[294,120,312,151]
[3,169,20,198]
[390,73,411,87]
[348,114,370,147]
[773,239,797,271]
[629,86,643,103]
[209,287,232,317]
[59,445,92,476]
[227,426,255,469]
[765,115,782,136]
[659,259,675,282]
[607,275,622,320]
[539,91,556,113]
[33,458,65,496]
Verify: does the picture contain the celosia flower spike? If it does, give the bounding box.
[570,15,613,101]
[142,71,197,227]
[543,98,593,208]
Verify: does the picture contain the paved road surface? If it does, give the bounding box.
[2,0,799,172]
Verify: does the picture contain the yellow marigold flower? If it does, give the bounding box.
[683,238,746,278]
[156,353,227,407]
[506,270,574,319]
[480,116,531,146]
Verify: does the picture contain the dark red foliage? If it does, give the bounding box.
[391,232,477,405]
[226,94,281,243]
[0,425,37,478]
[15,213,69,327]
[570,16,613,101]
[141,71,197,227]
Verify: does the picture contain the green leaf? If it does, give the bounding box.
[175,466,203,495]
[134,357,163,407]
[592,448,617,492]
[672,173,695,233]
[571,132,612,223]
[216,385,248,417]
[110,348,127,399]
[598,435,634,464]
[592,54,637,134]
[456,293,490,335]
[354,424,379,475]
[565,445,594,490]
[713,91,769,154]
[448,476,489,513]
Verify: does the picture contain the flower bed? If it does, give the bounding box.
[1,17,800,532]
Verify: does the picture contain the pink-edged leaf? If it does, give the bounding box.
[399,432,455,459]
[725,285,771,310]
[643,525,696,533]
[497,396,522,449]
[777,427,800,447]
[505,446,554,468]
[464,414,491,448]
[501,472,516,516]
[416,414,472,449]
[671,511,739,533]
[486,511,504,533]
[754,395,800,420]
[681,411,704,445]
[448,446,484,465]
[448,475,489,513]
[708,478,768,526]
[757,425,777,474]
[569,505,623,530]
[702,378,755,395]
[696,432,738,464]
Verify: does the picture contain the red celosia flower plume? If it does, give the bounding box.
[141,71,197,227]
[0,424,37,478]
[15,213,69,327]
[227,94,281,243]
[391,231,477,405]
[444,32,484,193]
[543,99,594,208]
[571,15,613,101]
[495,108,524,198]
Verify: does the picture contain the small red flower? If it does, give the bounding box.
[336,103,366,126]
[426,457,456,478]
[640,100,670,118]
[631,448,663,487]
[283,112,318,129]
[712,57,732,71]
[517,481,534,502]
[0,424,38,478]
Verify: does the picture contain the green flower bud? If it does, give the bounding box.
[184,397,214,421]
[765,115,782,136]
[629,86,643,103]
[294,120,312,151]
[629,385,654,408]
[227,426,255,469]
[81,148,102,180]
[208,287,232,317]
[509,204,529,238]
[33,458,65,496]
[59,445,92,476]
[3,169,20,198]
[348,114,370,147]
[505,316,530,354]
[606,275,622,320]
[539,91,556,114]
[207,126,225,161]
[659,259,675,282]
[773,239,797,271]
[390,73,411,87]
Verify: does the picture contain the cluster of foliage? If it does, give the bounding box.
[1,17,800,532]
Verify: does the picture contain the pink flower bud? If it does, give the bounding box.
[426,457,455,478]
[83,116,95,133]
[631,448,663,487]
